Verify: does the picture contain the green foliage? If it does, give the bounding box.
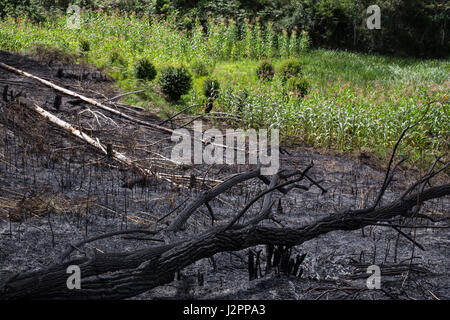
[135,58,157,81]
[1,0,448,57]
[109,49,127,66]
[1,10,447,167]
[158,66,192,101]
[279,59,303,82]
[202,78,220,99]
[256,60,275,81]
[285,76,309,97]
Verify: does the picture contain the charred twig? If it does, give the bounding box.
[159,104,199,125]
[167,166,262,232]
[371,103,432,209]
[223,164,314,231]
[60,228,161,261]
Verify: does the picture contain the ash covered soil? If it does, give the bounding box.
[0,50,448,300]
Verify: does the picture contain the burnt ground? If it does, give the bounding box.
[0,50,448,300]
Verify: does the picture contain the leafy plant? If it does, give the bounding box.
[202,78,220,99]
[279,59,303,82]
[135,58,157,81]
[286,76,309,97]
[79,39,90,54]
[158,66,192,101]
[2,11,447,167]
[109,49,127,66]
[256,60,275,81]
[190,59,213,77]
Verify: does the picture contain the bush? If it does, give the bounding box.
[256,60,275,81]
[109,50,127,66]
[134,58,157,81]
[286,76,309,97]
[279,59,303,82]
[158,66,192,101]
[203,78,220,99]
[190,59,212,77]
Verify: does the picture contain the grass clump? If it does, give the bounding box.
[158,66,192,101]
[279,59,304,82]
[256,60,275,81]
[109,49,127,66]
[135,58,157,81]
[190,59,213,77]
[79,39,90,54]
[286,76,310,97]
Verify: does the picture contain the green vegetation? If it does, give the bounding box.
[256,61,275,81]
[134,58,157,81]
[279,58,304,82]
[286,76,309,98]
[79,39,90,54]
[190,59,213,77]
[1,0,448,58]
[158,66,193,101]
[0,10,448,166]
[203,78,220,99]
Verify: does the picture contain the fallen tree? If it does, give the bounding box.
[0,69,448,300]
[1,178,448,299]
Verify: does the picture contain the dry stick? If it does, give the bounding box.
[60,229,160,261]
[391,226,425,251]
[18,99,107,154]
[371,102,433,209]
[404,165,433,286]
[120,236,165,242]
[223,164,314,231]
[178,114,204,129]
[155,198,189,224]
[401,159,448,200]
[108,90,145,101]
[384,160,449,252]
[246,171,281,226]
[15,97,220,185]
[204,202,216,225]
[159,103,199,125]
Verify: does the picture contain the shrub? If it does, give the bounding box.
[158,66,192,101]
[190,59,212,77]
[279,59,303,82]
[109,50,127,66]
[134,58,157,81]
[203,78,220,99]
[256,60,275,81]
[286,76,310,97]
